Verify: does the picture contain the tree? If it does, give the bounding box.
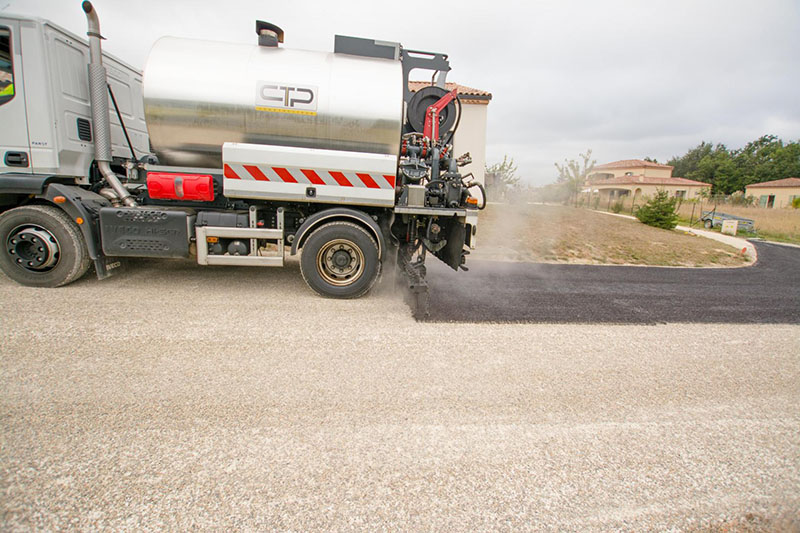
[484,156,520,201]
[733,135,800,190]
[689,145,738,193]
[635,189,678,230]
[668,141,713,179]
[555,149,595,206]
[668,136,800,195]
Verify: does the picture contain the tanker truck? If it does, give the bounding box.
[0,2,483,315]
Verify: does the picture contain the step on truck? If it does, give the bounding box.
[0,2,483,316]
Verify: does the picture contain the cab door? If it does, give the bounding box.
[0,21,31,174]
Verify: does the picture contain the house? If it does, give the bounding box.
[409,82,492,185]
[586,159,711,203]
[745,177,800,208]
[588,159,674,182]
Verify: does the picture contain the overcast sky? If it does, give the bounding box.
[6,0,799,184]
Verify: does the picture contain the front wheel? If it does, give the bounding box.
[703,219,713,229]
[300,221,380,299]
[0,205,91,287]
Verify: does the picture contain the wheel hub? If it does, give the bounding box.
[331,249,351,268]
[317,239,365,286]
[6,225,60,272]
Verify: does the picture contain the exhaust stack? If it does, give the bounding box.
[82,1,136,207]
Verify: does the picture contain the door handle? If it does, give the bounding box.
[4,151,29,167]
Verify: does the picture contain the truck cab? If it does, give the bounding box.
[0,13,148,184]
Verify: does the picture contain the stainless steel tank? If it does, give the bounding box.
[143,37,404,168]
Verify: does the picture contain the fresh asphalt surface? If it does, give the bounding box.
[424,241,800,324]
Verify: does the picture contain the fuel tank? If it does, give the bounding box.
[143,37,403,168]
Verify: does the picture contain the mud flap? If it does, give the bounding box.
[94,255,125,280]
[433,219,467,271]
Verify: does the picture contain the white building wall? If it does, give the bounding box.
[452,103,488,185]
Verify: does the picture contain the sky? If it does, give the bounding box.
[5,0,799,185]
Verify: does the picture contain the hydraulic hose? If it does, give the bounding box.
[465,180,487,210]
[443,95,462,146]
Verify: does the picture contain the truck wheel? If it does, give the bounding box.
[704,219,713,229]
[0,205,91,287]
[300,221,380,299]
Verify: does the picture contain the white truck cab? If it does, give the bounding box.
[0,14,148,181]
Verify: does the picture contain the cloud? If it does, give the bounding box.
[9,0,800,184]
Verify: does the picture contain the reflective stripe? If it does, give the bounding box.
[224,163,396,190]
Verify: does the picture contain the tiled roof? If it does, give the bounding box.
[593,159,673,170]
[746,177,800,188]
[408,81,492,102]
[592,175,711,187]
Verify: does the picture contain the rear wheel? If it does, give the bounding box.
[300,221,380,299]
[704,219,713,229]
[0,205,90,287]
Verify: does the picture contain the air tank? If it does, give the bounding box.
[143,36,404,168]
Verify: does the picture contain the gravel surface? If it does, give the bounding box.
[1,258,799,530]
[426,241,800,324]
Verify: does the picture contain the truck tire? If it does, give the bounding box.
[0,205,91,287]
[704,219,713,229]
[300,221,380,299]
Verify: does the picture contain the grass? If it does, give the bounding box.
[588,197,800,244]
[474,203,749,267]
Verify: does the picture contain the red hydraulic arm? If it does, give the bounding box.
[423,88,458,142]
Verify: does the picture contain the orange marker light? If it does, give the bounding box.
[53,196,67,204]
[206,236,219,243]
[466,197,479,206]
[75,217,84,225]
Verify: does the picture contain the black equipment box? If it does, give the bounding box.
[100,207,191,258]
[195,211,249,228]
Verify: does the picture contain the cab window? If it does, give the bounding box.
[0,27,14,106]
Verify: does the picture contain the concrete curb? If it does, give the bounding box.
[591,210,757,262]
[676,225,757,262]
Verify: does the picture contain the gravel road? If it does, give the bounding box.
[426,241,800,324]
[1,258,799,530]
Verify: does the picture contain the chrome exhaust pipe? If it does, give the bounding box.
[82,1,136,207]
[98,187,121,207]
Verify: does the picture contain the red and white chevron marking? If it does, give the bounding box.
[224,163,396,190]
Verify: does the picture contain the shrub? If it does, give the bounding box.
[611,200,624,213]
[730,191,756,207]
[793,197,800,209]
[635,189,679,230]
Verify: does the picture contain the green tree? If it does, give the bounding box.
[555,149,595,206]
[688,145,737,193]
[635,189,678,230]
[668,141,714,179]
[669,136,800,194]
[733,135,800,190]
[484,156,520,201]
